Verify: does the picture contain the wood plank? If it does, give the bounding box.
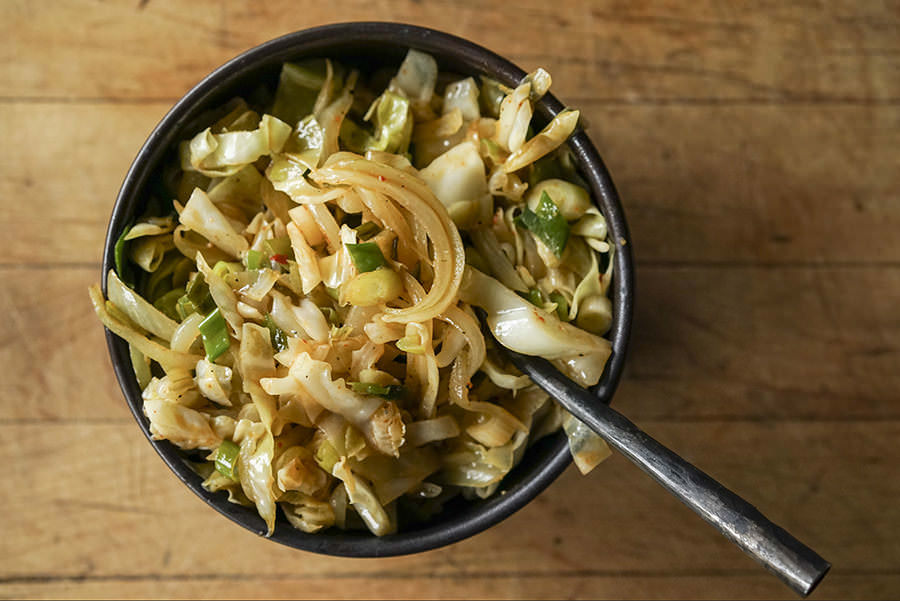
[6,2,896,601]
[0,102,168,266]
[2,103,898,265]
[1,421,894,594]
[2,1,898,102]
[1,0,229,100]
[4,265,898,422]
[590,104,900,265]
[227,0,900,104]
[0,267,127,422]
[6,573,898,601]
[620,265,900,420]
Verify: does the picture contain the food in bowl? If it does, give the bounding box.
[91,49,615,537]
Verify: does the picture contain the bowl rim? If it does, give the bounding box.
[102,21,634,557]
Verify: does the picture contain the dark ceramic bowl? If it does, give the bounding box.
[102,22,634,557]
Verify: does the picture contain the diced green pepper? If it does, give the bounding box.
[215,440,240,481]
[198,308,230,361]
[346,242,387,273]
[515,191,570,257]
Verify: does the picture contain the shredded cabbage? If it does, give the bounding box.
[181,114,292,177]
[91,51,618,538]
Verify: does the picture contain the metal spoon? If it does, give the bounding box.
[501,348,831,597]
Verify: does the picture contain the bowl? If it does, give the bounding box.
[102,22,634,557]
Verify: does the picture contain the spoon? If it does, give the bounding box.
[500,348,831,597]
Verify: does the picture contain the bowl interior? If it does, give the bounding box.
[103,22,633,557]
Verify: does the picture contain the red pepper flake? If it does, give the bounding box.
[378,175,386,182]
[270,254,288,265]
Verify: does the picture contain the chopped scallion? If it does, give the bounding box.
[349,381,407,399]
[198,308,230,361]
[355,221,381,241]
[346,242,387,273]
[215,440,240,480]
[245,249,264,270]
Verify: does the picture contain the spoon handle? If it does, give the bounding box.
[510,353,830,597]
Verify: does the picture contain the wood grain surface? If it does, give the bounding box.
[2,1,898,599]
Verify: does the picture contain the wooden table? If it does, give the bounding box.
[3,2,898,599]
